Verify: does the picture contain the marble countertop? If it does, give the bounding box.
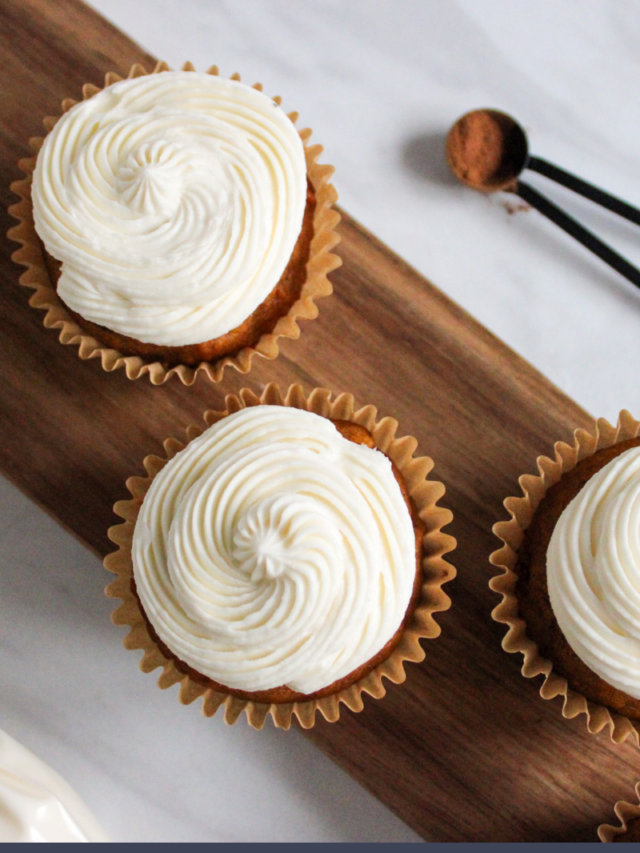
[2,0,640,841]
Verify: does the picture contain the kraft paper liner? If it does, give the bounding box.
[7,60,341,386]
[104,383,456,730]
[489,410,640,746]
[599,782,640,842]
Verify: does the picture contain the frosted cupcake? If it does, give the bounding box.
[491,411,640,744]
[105,385,456,728]
[9,62,340,384]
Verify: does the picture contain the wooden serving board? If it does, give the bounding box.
[0,0,638,841]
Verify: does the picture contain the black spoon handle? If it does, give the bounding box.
[517,180,640,290]
[527,155,640,226]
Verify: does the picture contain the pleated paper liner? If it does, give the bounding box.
[489,410,640,746]
[7,60,341,386]
[599,782,640,842]
[104,383,456,729]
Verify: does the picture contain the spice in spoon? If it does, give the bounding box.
[445,109,528,192]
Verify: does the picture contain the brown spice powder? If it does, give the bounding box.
[446,109,528,192]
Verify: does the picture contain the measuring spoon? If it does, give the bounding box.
[446,108,640,289]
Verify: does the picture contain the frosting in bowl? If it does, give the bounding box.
[0,730,108,842]
[32,71,307,347]
[548,446,640,699]
[132,406,417,695]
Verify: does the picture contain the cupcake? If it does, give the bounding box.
[490,411,640,744]
[8,62,340,384]
[599,782,640,842]
[105,384,456,729]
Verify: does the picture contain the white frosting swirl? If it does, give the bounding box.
[548,445,640,698]
[0,730,108,842]
[32,72,307,346]
[132,406,417,694]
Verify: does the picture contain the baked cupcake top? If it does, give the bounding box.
[31,71,307,346]
[548,446,640,698]
[132,406,417,694]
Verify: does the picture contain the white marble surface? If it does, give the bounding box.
[4,0,640,842]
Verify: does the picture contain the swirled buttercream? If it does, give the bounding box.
[132,406,417,694]
[32,71,307,346]
[0,730,108,842]
[548,446,640,699]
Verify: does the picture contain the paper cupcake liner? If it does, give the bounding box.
[489,410,640,745]
[599,782,640,842]
[104,383,456,729]
[7,61,341,386]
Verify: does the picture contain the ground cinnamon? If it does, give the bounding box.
[445,108,527,192]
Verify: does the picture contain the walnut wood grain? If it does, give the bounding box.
[0,0,637,841]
